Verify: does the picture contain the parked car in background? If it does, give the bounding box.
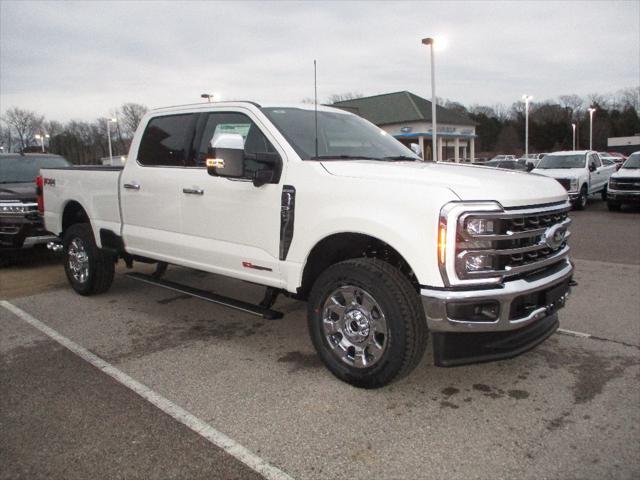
[519,153,548,170]
[599,152,624,170]
[607,151,640,211]
[608,152,628,162]
[531,150,617,210]
[484,159,528,171]
[0,153,70,250]
[490,154,516,162]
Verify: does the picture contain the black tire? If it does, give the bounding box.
[574,185,588,210]
[307,258,427,389]
[63,223,115,295]
[601,184,608,201]
[607,201,621,212]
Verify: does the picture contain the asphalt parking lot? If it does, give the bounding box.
[1,199,639,480]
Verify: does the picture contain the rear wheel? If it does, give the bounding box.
[607,201,621,211]
[63,223,115,295]
[574,185,588,210]
[307,258,427,389]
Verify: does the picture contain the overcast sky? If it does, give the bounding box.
[1,0,638,122]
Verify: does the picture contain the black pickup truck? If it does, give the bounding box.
[0,153,70,250]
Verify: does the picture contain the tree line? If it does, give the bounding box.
[440,87,639,155]
[0,103,148,164]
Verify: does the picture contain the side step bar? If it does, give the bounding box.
[126,272,284,320]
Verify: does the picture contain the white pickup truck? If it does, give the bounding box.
[40,102,575,388]
[531,150,617,210]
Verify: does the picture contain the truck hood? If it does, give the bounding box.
[0,182,36,202]
[530,168,582,179]
[320,161,568,207]
[612,168,640,179]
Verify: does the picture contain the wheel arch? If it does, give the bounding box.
[298,232,418,299]
[61,200,90,236]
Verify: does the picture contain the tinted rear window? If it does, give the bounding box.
[137,114,196,166]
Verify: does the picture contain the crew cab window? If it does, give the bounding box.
[137,114,197,166]
[191,112,280,180]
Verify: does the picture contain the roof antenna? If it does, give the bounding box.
[314,59,318,160]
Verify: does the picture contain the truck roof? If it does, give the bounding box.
[151,101,349,115]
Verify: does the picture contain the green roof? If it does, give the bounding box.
[332,91,476,127]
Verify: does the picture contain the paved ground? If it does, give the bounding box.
[1,197,639,479]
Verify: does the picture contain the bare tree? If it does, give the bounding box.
[118,103,148,139]
[2,107,44,151]
[559,94,584,121]
[326,92,363,104]
[0,122,13,152]
[617,86,640,111]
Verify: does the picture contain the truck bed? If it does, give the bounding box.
[40,166,123,243]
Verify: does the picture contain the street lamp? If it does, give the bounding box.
[588,107,596,150]
[571,123,576,150]
[421,36,440,162]
[201,93,214,102]
[34,133,50,153]
[522,95,532,157]
[106,118,117,161]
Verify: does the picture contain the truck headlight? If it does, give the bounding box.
[465,218,495,235]
[464,253,494,272]
[570,178,578,191]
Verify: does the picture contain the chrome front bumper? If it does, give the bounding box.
[421,259,574,333]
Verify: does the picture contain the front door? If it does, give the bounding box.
[178,109,286,287]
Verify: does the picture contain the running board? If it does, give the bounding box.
[125,272,284,320]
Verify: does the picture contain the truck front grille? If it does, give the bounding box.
[456,204,571,281]
[610,178,640,191]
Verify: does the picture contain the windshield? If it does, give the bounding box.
[0,156,70,183]
[622,153,640,169]
[537,154,586,169]
[261,108,420,161]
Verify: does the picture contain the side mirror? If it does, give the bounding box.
[206,133,245,177]
[588,163,596,172]
[410,143,422,157]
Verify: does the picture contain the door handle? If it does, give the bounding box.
[182,188,204,195]
[124,182,140,190]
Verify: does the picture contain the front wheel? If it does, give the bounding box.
[63,223,115,295]
[307,258,427,388]
[574,185,588,210]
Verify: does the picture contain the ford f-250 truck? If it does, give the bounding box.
[40,102,575,388]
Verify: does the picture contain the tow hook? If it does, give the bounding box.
[47,241,64,253]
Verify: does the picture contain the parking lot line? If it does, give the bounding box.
[557,328,592,338]
[0,300,295,480]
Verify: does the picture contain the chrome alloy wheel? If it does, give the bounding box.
[322,286,388,368]
[67,237,89,283]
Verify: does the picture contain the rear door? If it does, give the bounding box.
[178,109,286,286]
[120,113,198,262]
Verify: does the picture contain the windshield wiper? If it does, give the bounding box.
[382,155,418,161]
[314,155,382,161]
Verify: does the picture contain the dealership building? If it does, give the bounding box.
[332,91,477,162]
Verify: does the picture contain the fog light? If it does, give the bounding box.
[466,218,495,235]
[447,301,500,322]
[465,253,493,272]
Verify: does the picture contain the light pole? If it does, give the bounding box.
[422,37,438,162]
[107,118,117,161]
[571,123,576,150]
[588,107,596,150]
[522,95,532,157]
[34,133,50,152]
[201,93,214,102]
